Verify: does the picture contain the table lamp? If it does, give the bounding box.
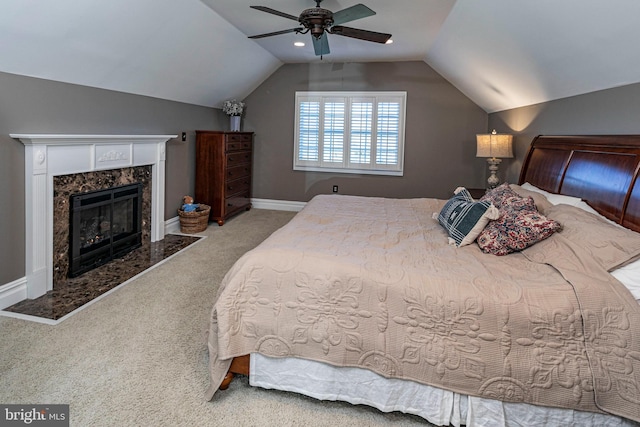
[476,130,513,189]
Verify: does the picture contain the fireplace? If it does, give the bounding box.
[69,183,143,277]
[8,133,176,303]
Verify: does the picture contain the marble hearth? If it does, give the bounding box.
[4,234,200,322]
[8,134,177,303]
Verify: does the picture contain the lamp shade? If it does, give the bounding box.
[476,130,513,159]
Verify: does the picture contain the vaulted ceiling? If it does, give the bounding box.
[1,0,639,113]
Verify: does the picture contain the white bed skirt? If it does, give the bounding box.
[250,354,635,427]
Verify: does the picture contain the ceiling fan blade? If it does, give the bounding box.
[312,33,330,56]
[330,26,391,44]
[331,4,375,26]
[248,28,303,39]
[250,6,299,21]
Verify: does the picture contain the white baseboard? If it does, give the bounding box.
[251,198,306,212]
[164,215,181,234]
[0,277,28,310]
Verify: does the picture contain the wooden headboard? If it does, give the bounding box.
[519,135,640,232]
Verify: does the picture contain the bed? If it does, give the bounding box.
[206,135,640,426]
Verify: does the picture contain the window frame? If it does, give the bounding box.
[293,91,406,176]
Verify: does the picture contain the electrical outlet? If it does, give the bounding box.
[332,185,338,193]
[181,132,187,142]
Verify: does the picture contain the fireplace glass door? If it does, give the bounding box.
[69,183,143,277]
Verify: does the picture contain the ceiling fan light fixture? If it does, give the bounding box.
[311,26,325,39]
[294,41,305,47]
[249,1,391,57]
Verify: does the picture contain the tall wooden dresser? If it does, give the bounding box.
[195,131,253,225]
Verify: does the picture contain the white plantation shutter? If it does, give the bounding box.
[376,101,401,165]
[349,100,373,165]
[294,91,406,175]
[323,101,345,164]
[298,100,320,162]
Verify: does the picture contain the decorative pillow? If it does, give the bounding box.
[453,186,475,201]
[545,204,640,270]
[438,188,500,247]
[480,183,521,209]
[510,184,553,215]
[500,194,539,212]
[477,196,562,256]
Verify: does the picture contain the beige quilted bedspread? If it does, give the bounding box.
[206,195,640,422]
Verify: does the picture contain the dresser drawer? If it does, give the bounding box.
[225,134,252,152]
[226,151,252,167]
[225,191,251,215]
[226,164,251,181]
[226,176,250,196]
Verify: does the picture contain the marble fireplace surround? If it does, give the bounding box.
[10,134,177,300]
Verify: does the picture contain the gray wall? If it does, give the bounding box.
[489,82,640,183]
[0,61,490,287]
[0,71,221,285]
[241,61,488,201]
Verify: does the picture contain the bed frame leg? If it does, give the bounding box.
[219,372,234,390]
[219,354,251,391]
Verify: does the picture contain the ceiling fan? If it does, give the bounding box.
[248,1,392,57]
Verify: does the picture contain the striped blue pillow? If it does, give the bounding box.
[438,189,499,247]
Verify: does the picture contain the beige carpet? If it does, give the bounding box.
[0,209,430,426]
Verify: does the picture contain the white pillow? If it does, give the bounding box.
[611,260,640,302]
[521,182,620,226]
[521,182,583,207]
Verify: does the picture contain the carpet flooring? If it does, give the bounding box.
[0,208,431,426]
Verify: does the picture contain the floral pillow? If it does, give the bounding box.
[438,188,500,247]
[480,183,521,209]
[477,196,562,256]
[510,184,554,215]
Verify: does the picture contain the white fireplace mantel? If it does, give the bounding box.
[11,134,177,299]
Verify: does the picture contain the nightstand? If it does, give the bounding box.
[467,188,487,199]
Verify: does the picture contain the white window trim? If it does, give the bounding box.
[294,91,406,176]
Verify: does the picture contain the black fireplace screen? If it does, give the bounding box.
[69,183,143,277]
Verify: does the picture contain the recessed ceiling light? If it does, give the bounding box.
[294,41,305,47]
[385,39,393,44]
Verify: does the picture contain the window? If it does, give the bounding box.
[294,91,406,175]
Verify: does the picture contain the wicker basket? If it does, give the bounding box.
[178,204,211,234]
